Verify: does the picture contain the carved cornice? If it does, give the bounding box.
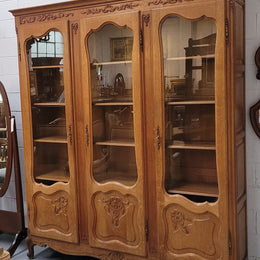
[81,3,139,16]
[148,0,194,6]
[19,12,74,25]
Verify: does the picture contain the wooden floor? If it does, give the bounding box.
[0,233,97,260]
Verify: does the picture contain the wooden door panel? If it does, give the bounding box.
[91,191,141,246]
[164,204,220,259]
[30,190,77,243]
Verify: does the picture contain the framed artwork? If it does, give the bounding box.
[110,37,133,61]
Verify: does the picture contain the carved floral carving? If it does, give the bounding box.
[148,0,194,6]
[71,23,79,34]
[19,12,74,25]
[99,251,125,260]
[81,3,139,15]
[52,196,68,216]
[171,209,191,234]
[103,196,129,227]
[143,14,150,27]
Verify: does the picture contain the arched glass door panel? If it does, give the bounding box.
[26,30,69,185]
[162,17,218,202]
[87,24,137,186]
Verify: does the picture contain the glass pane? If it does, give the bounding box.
[87,24,136,186]
[26,30,69,185]
[162,17,218,202]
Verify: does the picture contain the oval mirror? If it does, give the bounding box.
[0,81,12,197]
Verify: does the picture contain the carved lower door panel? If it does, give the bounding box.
[91,191,142,248]
[29,190,78,243]
[163,204,220,259]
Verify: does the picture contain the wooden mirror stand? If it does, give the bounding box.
[0,81,27,257]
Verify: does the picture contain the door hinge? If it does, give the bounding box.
[225,18,229,44]
[140,30,143,52]
[228,230,232,255]
[85,124,89,147]
[145,221,149,241]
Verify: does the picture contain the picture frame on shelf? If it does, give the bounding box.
[110,37,133,61]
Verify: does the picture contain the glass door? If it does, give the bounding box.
[81,12,146,256]
[24,25,78,243]
[152,6,225,258]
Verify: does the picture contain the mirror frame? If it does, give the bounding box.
[0,81,12,197]
[250,99,260,138]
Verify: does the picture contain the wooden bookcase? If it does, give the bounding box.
[11,0,246,259]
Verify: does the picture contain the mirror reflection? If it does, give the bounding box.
[0,90,8,190]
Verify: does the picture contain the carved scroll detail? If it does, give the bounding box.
[148,0,194,6]
[103,196,129,227]
[99,251,125,260]
[81,3,139,15]
[19,12,74,25]
[143,14,151,27]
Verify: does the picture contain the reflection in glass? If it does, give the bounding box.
[0,92,7,190]
[162,17,218,202]
[87,24,137,186]
[26,30,69,185]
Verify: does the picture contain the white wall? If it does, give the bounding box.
[246,1,260,259]
[0,0,258,258]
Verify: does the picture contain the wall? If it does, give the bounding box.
[246,0,260,259]
[0,0,257,258]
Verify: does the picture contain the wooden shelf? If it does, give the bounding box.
[34,135,67,144]
[168,183,218,197]
[94,170,137,186]
[166,54,215,61]
[33,102,65,107]
[95,140,135,147]
[32,65,63,69]
[0,128,7,132]
[92,60,132,66]
[167,100,215,105]
[167,141,215,150]
[94,102,133,106]
[35,168,69,182]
